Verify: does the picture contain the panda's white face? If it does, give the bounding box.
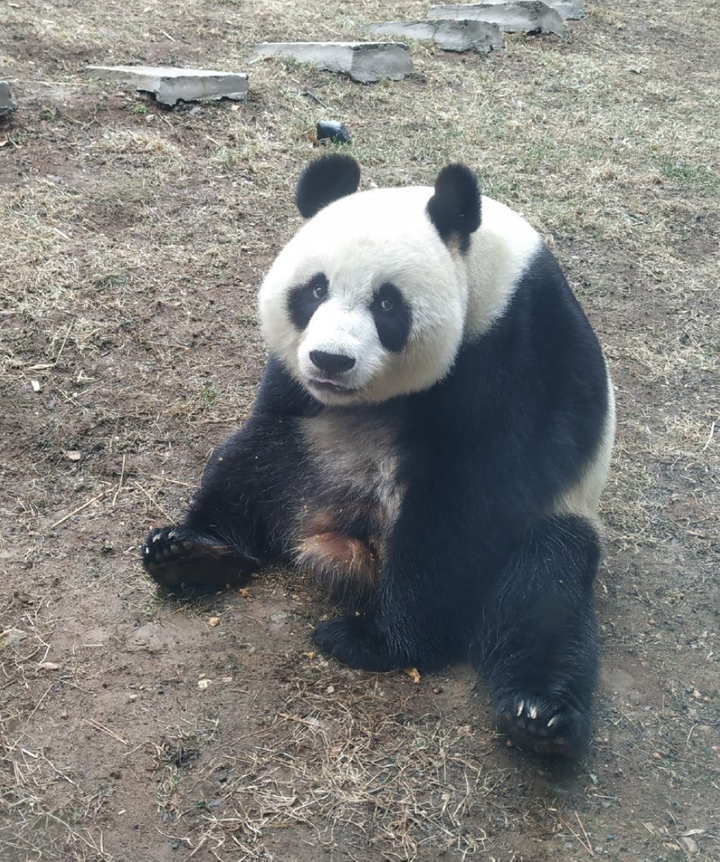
[259,187,469,406]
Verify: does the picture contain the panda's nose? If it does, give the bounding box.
[309,350,356,375]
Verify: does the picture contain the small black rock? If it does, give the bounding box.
[317,120,351,145]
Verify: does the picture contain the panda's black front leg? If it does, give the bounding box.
[142,426,276,593]
[142,357,320,594]
[312,613,405,672]
[312,479,473,672]
[479,514,601,758]
[313,547,463,672]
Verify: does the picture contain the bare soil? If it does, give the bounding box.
[1,2,718,861]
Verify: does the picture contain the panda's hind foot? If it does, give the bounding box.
[495,693,590,759]
[142,526,259,592]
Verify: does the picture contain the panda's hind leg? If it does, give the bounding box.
[479,515,601,759]
[143,526,260,592]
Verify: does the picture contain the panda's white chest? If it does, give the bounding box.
[302,410,400,503]
[293,409,404,598]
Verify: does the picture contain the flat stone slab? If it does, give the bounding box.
[255,42,413,83]
[84,65,249,107]
[458,0,584,18]
[543,0,585,18]
[368,19,504,54]
[428,3,565,36]
[0,81,17,119]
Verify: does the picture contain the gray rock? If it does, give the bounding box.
[0,82,18,119]
[428,2,566,36]
[368,19,504,54]
[479,0,585,18]
[255,42,413,84]
[84,65,249,107]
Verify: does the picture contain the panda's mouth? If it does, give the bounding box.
[307,377,359,396]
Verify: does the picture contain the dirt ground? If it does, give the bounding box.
[1,1,718,860]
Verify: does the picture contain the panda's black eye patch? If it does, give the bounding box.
[371,283,412,353]
[288,273,329,330]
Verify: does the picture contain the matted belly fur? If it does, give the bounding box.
[293,409,404,607]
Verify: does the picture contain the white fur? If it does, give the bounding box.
[463,198,542,339]
[259,186,542,405]
[553,372,616,522]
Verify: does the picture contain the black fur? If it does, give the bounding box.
[142,196,609,761]
[370,283,413,353]
[288,273,329,330]
[309,350,355,374]
[295,154,361,219]
[426,163,482,251]
[479,515,600,758]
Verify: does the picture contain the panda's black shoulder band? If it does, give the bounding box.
[426,164,482,251]
[295,155,361,219]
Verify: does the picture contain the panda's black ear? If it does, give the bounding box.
[426,164,482,249]
[295,155,361,219]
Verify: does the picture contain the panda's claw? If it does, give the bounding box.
[496,693,588,759]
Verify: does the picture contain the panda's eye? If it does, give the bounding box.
[288,273,329,331]
[371,283,412,353]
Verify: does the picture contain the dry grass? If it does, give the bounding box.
[153,688,497,860]
[0,597,112,862]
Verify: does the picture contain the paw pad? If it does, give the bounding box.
[141,525,259,592]
[497,694,587,757]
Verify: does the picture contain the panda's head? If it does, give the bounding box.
[259,155,481,406]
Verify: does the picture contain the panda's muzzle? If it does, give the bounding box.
[307,350,359,396]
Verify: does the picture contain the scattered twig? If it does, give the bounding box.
[150,474,193,487]
[575,811,594,857]
[84,718,129,746]
[196,416,240,424]
[50,489,108,529]
[24,683,54,725]
[301,90,329,109]
[133,480,174,521]
[113,453,127,507]
[557,812,594,857]
[702,421,715,451]
[25,320,74,372]
[277,712,322,729]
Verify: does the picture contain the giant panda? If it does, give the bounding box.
[142,154,615,758]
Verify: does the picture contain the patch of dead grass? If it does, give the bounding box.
[154,685,496,860]
[0,596,114,862]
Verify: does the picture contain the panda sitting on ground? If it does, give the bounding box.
[142,154,615,758]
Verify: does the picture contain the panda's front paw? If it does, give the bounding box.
[142,526,258,592]
[143,527,188,578]
[313,616,400,672]
[495,693,591,759]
